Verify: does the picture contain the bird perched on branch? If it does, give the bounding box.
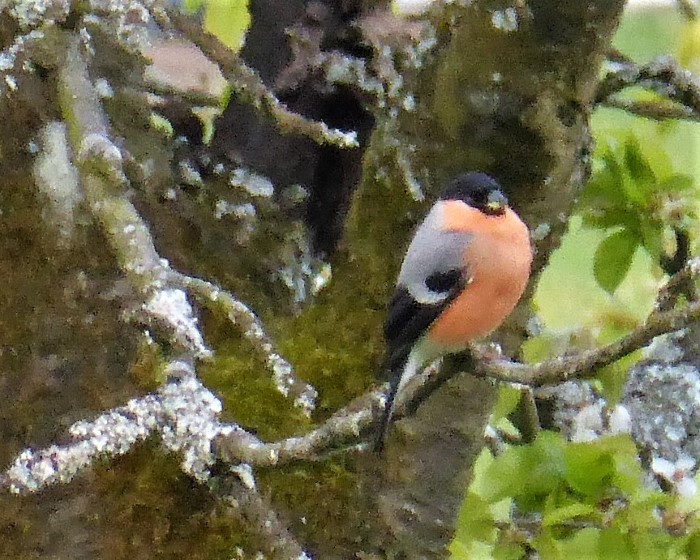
[375,172,532,452]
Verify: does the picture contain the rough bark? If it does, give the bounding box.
[0,1,628,558]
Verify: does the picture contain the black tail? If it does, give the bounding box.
[373,374,401,454]
[373,347,412,454]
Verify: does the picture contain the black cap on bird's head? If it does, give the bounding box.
[439,172,508,216]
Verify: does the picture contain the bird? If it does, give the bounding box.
[374,172,532,453]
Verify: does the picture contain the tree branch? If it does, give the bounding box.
[215,390,379,467]
[472,297,700,386]
[147,4,358,149]
[656,257,700,311]
[601,96,700,122]
[216,260,700,465]
[171,272,318,415]
[597,55,700,120]
[5,251,698,486]
[56,27,317,412]
[210,466,312,559]
[0,360,220,493]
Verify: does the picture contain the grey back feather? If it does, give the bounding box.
[397,204,472,304]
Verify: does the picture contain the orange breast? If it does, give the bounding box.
[426,204,532,349]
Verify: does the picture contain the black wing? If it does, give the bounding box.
[374,269,465,453]
[381,269,465,375]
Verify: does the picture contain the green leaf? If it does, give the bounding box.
[625,492,669,533]
[469,448,496,499]
[634,135,673,180]
[493,541,527,560]
[601,148,625,188]
[527,432,568,495]
[450,538,494,560]
[454,493,496,543]
[578,148,627,210]
[533,530,561,560]
[659,173,694,192]
[557,528,600,558]
[491,385,523,423]
[623,136,656,188]
[481,432,566,505]
[580,207,638,231]
[686,530,700,560]
[603,435,645,494]
[620,175,648,208]
[564,442,616,498]
[638,219,665,261]
[543,503,597,527]
[203,0,251,52]
[597,353,639,405]
[581,168,624,207]
[593,230,639,294]
[480,445,528,502]
[633,529,683,560]
[183,0,205,11]
[599,527,635,560]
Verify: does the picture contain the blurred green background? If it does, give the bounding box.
[536,4,698,334]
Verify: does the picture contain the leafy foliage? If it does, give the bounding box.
[452,433,700,560]
[577,136,698,294]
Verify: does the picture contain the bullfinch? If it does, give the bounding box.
[375,172,532,452]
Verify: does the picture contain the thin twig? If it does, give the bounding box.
[210,467,312,559]
[217,262,700,464]
[601,96,700,122]
[171,272,318,415]
[656,257,700,312]
[146,80,223,108]
[473,299,700,386]
[148,5,358,149]
[215,389,379,467]
[597,56,700,120]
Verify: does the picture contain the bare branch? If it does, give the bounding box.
[597,56,700,120]
[56,31,214,358]
[172,273,318,415]
[6,237,685,498]
[1,359,310,555]
[58,33,166,290]
[656,257,700,312]
[57,27,316,410]
[1,360,227,493]
[7,253,697,484]
[601,96,700,122]
[211,467,312,559]
[473,295,700,387]
[215,389,378,467]
[146,80,223,108]
[147,4,358,149]
[217,261,700,464]
[1,393,160,494]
